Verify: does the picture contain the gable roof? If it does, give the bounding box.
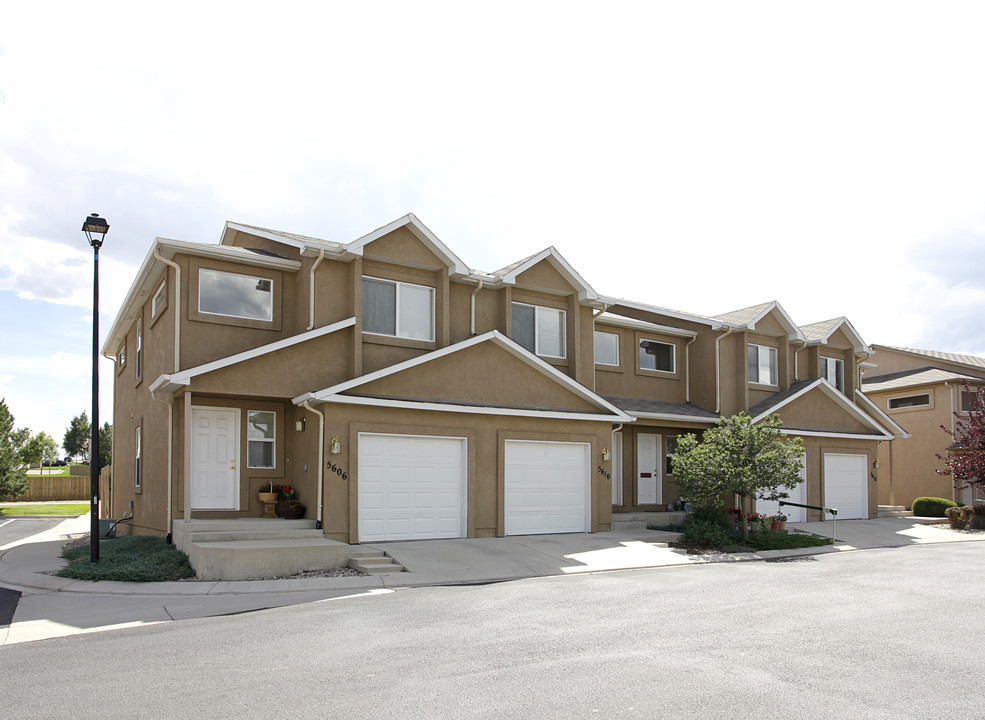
[872,345,985,372]
[712,300,804,341]
[749,378,893,439]
[594,312,697,339]
[492,246,599,301]
[853,389,910,439]
[801,316,870,353]
[296,330,633,422]
[596,296,724,329]
[861,366,984,393]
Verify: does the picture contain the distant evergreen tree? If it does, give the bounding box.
[63,412,91,463]
[0,399,29,500]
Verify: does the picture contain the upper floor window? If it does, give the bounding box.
[748,344,778,386]
[639,339,675,373]
[151,281,166,318]
[512,303,566,358]
[118,342,126,368]
[199,268,273,322]
[961,388,983,413]
[594,331,619,366]
[820,356,844,391]
[135,319,143,380]
[889,393,930,410]
[247,410,276,468]
[362,276,435,341]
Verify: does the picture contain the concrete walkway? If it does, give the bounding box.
[1,514,982,645]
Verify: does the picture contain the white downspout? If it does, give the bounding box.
[303,400,326,530]
[685,336,697,404]
[470,280,485,335]
[307,249,325,331]
[592,303,609,319]
[152,250,181,374]
[715,327,734,414]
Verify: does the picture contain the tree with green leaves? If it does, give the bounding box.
[98,422,112,469]
[670,413,805,541]
[21,431,60,474]
[0,399,29,500]
[63,412,90,463]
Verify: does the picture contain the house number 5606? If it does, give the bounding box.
[326,461,347,480]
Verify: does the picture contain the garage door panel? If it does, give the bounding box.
[505,440,589,536]
[824,453,868,520]
[358,434,467,542]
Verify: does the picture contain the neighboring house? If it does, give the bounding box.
[862,345,985,507]
[102,214,903,574]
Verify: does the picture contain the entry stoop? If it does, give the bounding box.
[878,505,913,518]
[348,548,405,574]
[610,511,686,532]
[172,519,350,581]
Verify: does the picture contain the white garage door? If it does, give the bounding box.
[757,452,807,522]
[358,433,467,542]
[505,440,590,535]
[823,453,868,520]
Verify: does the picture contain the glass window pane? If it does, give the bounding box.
[199,269,273,321]
[641,340,673,372]
[511,304,536,352]
[536,306,565,357]
[362,278,397,335]
[248,441,274,468]
[247,411,275,440]
[595,332,619,365]
[640,341,656,370]
[760,347,776,385]
[748,344,758,383]
[398,284,434,340]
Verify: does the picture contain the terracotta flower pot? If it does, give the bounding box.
[771,520,782,531]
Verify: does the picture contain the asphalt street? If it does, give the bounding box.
[0,541,980,719]
[0,517,64,547]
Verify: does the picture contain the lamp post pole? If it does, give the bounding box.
[83,213,109,563]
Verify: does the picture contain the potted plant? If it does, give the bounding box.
[274,484,306,519]
[257,480,278,504]
[772,511,788,531]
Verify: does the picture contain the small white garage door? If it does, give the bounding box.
[823,453,869,520]
[757,452,807,522]
[505,440,590,535]
[358,433,467,542]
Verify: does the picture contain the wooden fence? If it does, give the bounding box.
[18,474,90,502]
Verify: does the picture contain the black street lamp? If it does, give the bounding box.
[83,213,109,562]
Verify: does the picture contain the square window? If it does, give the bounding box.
[247,410,276,469]
[640,339,675,372]
[594,331,619,366]
[962,388,983,413]
[748,344,778,385]
[361,277,434,341]
[511,303,566,358]
[199,269,273,322]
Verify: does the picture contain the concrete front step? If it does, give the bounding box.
[611,511,686,526]
[347,548,405,574]
[187,528,327,543]
[878,510,914,518]
[189,538,351,581]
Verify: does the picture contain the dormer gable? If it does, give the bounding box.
[712,300,804,341]
[496,247,598,301]
[801,316,869,354]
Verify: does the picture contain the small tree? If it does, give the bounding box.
[671,413,804,540]
[0,399,29,500]
[21,431,60,474]
[938,383,985,500]
[63,412,91,463]
[98,422,112,469]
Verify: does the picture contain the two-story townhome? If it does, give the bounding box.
[103,214,903,578]
[862,345,985,508]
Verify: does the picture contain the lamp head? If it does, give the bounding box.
[82,213,109,248]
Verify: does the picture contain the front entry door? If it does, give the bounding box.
[637,434,661,505]
[191,407,240,510]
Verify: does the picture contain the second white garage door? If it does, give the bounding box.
[823,453,869,520]
[505,440,590,535]
[358,433,467,542]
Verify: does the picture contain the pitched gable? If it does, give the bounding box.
[750,379,891,438]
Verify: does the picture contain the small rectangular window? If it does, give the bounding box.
[135,426,142,488]
[640,339,675,373]
[152,282,166,317]
[889,394,930,409]
[748,344,778,385]
[511,303,566,358]
[961,388,982,413]
[118,343,126,368]
[594,331,619,366]
[247,410,276,468]
[199,268,274,322]
[821,356,844,391]
[135,319,143,380]
[665,435,679,476]
[361,276,435,341]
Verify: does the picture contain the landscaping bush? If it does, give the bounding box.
[59,535,195,582]
[682,507,738,547]
[745,532,831,551]
[945,505,968,529]
[911,496,957,517]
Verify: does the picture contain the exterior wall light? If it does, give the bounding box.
[295,417,305,432]
[601,448,611,462]
[330,437,341,454]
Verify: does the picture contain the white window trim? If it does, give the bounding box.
[151,281,166,318]
[888,393,932,411]
[135,318,143,380]
[134,426,142,488]
[594,331,620,366]
[362,276,436,342]
[247,410,276,469]
[821,356,844,391]
[639,337,676,374]
[749,343,778,386]
[512,302,567,359]
[198,268,274,322]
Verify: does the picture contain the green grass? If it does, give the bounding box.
[744,531,832,551]
[58,535,196,582]
[26,466,72,476]
[0,503,89,516]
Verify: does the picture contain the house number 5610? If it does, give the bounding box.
[597,465,611,481]
[326,461,347,480]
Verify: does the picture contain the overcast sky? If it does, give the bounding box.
[2,1,985,450]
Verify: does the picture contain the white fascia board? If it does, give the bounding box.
[747,301,805,342]
[302,329,631,419]
[101,241,168,356]
[597,296,724,329]
[854,390,911,439]
[594,313,698,339]
[149,374,190,394]
[166,317,356,386]
[308,393,631,423]
[222,222,342,255]
[345,213,471,277]
[752,378,893,438]
[629,412,718,424]
[805,316,870,354]
[499,247,599,300]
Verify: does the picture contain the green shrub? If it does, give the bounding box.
[682,507,738,547]
[911,496,957,517]
[59,535,195,582]
[745,532,831,550]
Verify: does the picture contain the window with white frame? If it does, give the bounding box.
[151,281,166,317]
[665,435,680,476]
[118,342,126,368]
[199,268,273,321]
[362,276,435,341]
[247,410,276,468]
[639,339,675,373]
[135,318,143,380]
[961,387,983,413]
[135,426,142,488]
[594,331,619,366]
[820,356,844,391]
[748,343,778,385]
[511,303,566,358]
[889,393,930,410]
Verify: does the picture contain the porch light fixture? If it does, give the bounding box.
[601,448,611,462]
[83,213,109,563]
[295,417,306,432]
[330,437,341,455]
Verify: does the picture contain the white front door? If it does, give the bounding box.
[611,431,623,506]
[637,434,661,505]
[191,407,240,510]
